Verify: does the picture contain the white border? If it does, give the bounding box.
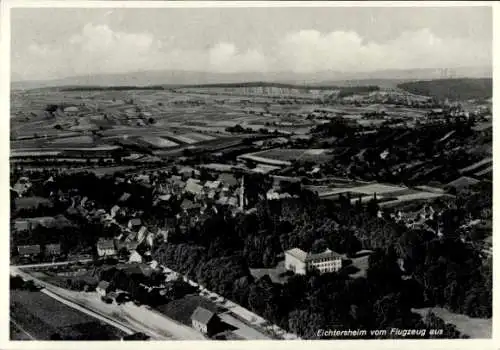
[1,1,497,350]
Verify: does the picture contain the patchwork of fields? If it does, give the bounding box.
[10,290,125,340]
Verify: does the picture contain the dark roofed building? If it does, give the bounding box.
[17,245,41,257]
[191,306,219,336]
[45,243,61,256]
[97,239,117,257]
[128,218,142,230]
[218,173,239,188]
[181,199,201,212]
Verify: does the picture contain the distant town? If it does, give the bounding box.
[10,77,492,340]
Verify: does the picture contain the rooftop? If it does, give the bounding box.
[191,306,216,325]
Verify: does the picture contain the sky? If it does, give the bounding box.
[10,6,493,81]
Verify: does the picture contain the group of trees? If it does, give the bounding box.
[309,117,490,185]
[153,240,466,338]
[151,183,490,338]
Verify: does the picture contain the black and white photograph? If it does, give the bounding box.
[5,1,494,343]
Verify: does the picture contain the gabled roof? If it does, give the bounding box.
[97,281,110,290]
[18,245,41,255]
[128,218,142,226]
[181,199,201,210]
[185,179,204,195]
[45,243,61,252]
[191,306,216,325]
[97,239,115,250]
[204,180,221,189]
[218,173,239,187]
[119,192,131,202]
[307,248,342,262]
[285,248,307,262]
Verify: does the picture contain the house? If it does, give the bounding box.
[157,194,171,202]
[136,174,151,184]
[227,197,238,207]
[17,245,41,258]
[137,226,148,243]
[118,192,131,203]
[207,190,217,199]
[181,199,201,213]
[80,196,89,208]
[266,189,281,200]
[285,248,343,275]
[45,243,61,256]
[96,280,113,297]
[204,180,221,190]
[191,307,219,336]
[179,166,200,178]
[128,218,142,230]
[12,177,32,197]
[110,205,121,218]
[185,179,204,196]
[129,250,143,263]
[97,239,117,257]
[146,232,155,247]
[125,231,138,242]
[218,173,239,188]
[14,220,31,232]
[157,228,169,242]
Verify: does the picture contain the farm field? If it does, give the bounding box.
[50,135,95,145]
[10,290,125,340]
[238,148,332,166]
[139,136,179,148]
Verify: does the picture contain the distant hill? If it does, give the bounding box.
[11,66,491,91]
[398,78,492,101]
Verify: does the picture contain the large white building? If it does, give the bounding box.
[285,248,343,275]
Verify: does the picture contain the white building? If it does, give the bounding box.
[285,248,343,275]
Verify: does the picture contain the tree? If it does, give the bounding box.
[310,238,328,254]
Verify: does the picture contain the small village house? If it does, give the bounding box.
[129,250,143,263]
[191,307,220,336]
[110,205,121,218]
[96,280,113,297]
[137,226,148,243]
[17,244,41,258]
[118,192,132,204]
[44,243,61,256]
[128,218,142,230]
[97,239,117,257]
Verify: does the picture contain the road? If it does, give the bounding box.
[162,266,299,340]
[14,259,93,269]
[11,265,206,340]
